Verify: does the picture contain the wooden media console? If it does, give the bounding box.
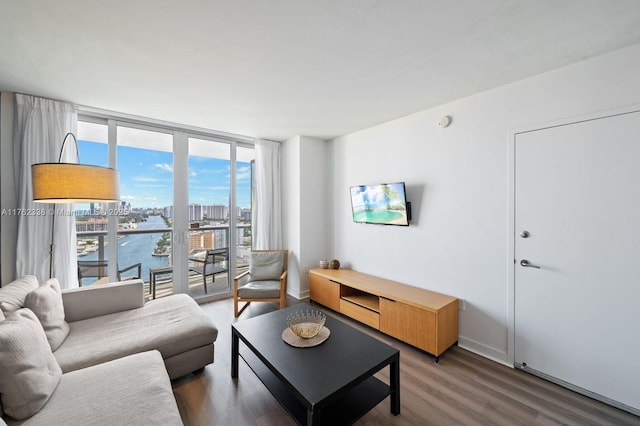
[309,268,459,360]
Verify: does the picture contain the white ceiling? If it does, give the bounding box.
[2,1,640,141]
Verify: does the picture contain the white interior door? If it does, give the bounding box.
[514,110,640,413]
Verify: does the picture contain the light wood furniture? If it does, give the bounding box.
[310,268,458,360]
[233,249,288,317]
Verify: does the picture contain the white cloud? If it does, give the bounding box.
[155,163,173,173]
[237,165,252,181]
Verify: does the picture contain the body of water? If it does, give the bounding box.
[80,215,170,282]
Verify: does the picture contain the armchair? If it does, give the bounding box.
[233,249,288,317]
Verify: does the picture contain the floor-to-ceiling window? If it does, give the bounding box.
[187,137,231,297]
[75,120,110,286]
[236,147,255,276]
[116,125,174,298]
[76,114,253,301]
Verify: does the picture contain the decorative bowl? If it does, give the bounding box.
[286,310,326,339]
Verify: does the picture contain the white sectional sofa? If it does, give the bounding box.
[0,275,218,425]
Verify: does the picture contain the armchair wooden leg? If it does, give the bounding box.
[235,301,250,317]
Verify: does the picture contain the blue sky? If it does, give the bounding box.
[78,140,252,209]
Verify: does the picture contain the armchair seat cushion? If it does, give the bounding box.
[237,280,281,299]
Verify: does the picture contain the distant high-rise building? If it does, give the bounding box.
[163,205,173,219]
[202,204,228,220]
[76,218,108,232]
[189,204,203,221]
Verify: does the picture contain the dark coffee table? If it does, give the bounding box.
[231,303,400,425]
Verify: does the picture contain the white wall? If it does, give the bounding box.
[326,42,640,363]
[282,136,301,296]
[298,136,327,298]
[282,135,327,299]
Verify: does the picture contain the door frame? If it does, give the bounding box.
[506,103,640,366]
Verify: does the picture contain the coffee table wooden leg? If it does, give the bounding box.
[390,353,400,415]
[231,329,239,378]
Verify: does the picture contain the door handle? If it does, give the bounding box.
[520,259,541,269]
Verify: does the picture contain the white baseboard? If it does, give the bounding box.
[458,336,511,368]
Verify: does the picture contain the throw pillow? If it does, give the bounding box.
[0,308,62,420]
[24,278,70,351]
[0,275,39,315]
[249,251,285,281]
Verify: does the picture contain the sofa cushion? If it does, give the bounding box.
[0,276,39,316]
[0,309,62,420]
[8,350,182,426]
[54,294,218,373]
[23,279,70,351]
[249,251,284,281]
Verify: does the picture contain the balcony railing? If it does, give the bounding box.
[77,224,251,299]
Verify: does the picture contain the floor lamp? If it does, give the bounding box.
[31,132,120,279]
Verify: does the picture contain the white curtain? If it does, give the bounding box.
[14,94,78,288]
[254,138,282,249]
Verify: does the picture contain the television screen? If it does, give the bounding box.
[350,182,410,226]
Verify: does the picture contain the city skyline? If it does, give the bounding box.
[77,140,252,211]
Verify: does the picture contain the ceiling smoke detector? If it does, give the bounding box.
[437,116,451,128]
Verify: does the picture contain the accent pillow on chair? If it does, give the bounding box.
[249,251,285,281]
[24,278,70,351]
[0,308,62,420]
[0,275,39,316]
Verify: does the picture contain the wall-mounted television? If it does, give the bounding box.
[349,182,410,226]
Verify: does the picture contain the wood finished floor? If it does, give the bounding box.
[172,297,640,426]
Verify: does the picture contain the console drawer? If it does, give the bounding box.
[310,274,340,311]
[339,298,380,329]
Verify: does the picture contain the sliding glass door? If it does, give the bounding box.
[186,137,231,298]
[77,115,252,301]
[116,125,174,298]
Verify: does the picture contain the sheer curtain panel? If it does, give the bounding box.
[14,94,79,288]
[254,139,282,249]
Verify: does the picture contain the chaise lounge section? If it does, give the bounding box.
[58,279,218,379]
